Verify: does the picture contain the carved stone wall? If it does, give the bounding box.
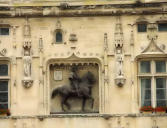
[0,1,166,128]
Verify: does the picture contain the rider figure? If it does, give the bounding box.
[69,66,81,96]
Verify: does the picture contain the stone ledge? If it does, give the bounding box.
[0,113,166,119]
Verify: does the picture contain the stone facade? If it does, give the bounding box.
[0,0,166,128]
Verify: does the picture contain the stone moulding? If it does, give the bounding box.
[0,113,167,119]
[9,113,167,120]
[0,3,166,17]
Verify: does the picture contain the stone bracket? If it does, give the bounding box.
[22,79,33,88]
[115,77,126,87]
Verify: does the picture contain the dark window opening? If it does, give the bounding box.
[0,64,8,76]
[158,23,167,31]
[137,24,147,32]
[0,81,8,109]
[56,31,62,43]
[0,63,9,111]
[0,28,9,35]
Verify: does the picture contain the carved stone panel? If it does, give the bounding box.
[50,61,99,113]
[54,70,63,81]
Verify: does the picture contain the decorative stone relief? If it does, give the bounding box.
[56,20,61,29]
[0,48,7,56]
[24,18,31,37]
[152,120,158,128]
[115,118,124,128]
[147,23,158,41]
[114,17,123,49]
[158,14,167,22]
[136,16,148,23]
[128,24,135,46]
[11,25,19,48]
[22,21,33,88]
[142,23,165,54]
[142,40,164,53]
[69,33,78,50]
[54,70,63,81]
[114,16,126,87]
[50,54,99,113]
[22,79,33,88]
[69,34,77,42]
[59,3,69,10]
[23,51,32,78]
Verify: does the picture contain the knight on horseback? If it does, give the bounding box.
[69,66,81,96]
[51,65,96,111]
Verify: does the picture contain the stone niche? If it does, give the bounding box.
[50,58,99,113]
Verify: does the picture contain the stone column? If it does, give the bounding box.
[38,36,44,114]
[103,33,109,113]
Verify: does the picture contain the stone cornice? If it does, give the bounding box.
[0,113,165,120]
[0,2,166,17]
[0,0,166,7]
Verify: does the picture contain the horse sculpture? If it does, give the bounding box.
[51,70,96,112]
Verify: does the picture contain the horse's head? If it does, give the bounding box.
[84,71,96,85]
[69,72,74,81]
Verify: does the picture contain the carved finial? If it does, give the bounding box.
[56,20,61,29]
[115,16,124,49]
[130,30,134,46]
[24,17,31,37]
[39,36,43,52]
[104,33,108,51]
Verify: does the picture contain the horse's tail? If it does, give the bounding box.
[51,88,59,99]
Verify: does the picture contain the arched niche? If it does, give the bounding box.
[49,55,100,113]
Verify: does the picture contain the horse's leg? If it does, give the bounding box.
[61,97,66,111]
[82,97,86,112]
[90,97,94,109]
[88,96,94,109]
[64,96,71,110]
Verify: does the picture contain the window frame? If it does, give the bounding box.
[56,31,63,43]
[138,58,167,112]
[137,22,148,33]
[158,22,167,32]
[0,24,10,36]
[0,61,10,111]
[54,29,63,44]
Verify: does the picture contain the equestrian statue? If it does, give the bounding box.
[51,66,96,112]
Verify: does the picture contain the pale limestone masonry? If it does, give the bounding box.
[0,0,166,128]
